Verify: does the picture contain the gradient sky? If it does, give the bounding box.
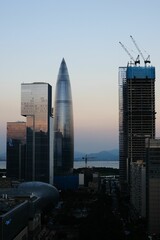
[1,0,160,155]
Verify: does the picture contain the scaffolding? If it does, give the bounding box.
[119,65,156,183]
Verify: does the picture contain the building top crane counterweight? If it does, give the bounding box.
[130,35,151,65]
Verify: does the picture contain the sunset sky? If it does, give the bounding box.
[1,0,160,155]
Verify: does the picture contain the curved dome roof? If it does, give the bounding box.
[18,181,59,210]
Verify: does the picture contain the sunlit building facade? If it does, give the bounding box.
[6,122,26,180]
[119,65,155,184]
[21,83,53,183]
[54,59,74,176]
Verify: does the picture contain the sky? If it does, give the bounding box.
[1,0,160,155]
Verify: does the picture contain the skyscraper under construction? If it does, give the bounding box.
[119,65,156,184]
[54,59,74,176]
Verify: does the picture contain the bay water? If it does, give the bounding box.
[74,160,119,169]
[0,160,119,170]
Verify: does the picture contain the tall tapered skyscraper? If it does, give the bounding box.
[119,65,155,185]
[54,59,74,176]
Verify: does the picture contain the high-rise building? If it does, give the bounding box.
[6,122,26,180]
[130,160,146,218]
[54,59,74,176]
[119,65,155,184]
[21,83,53,184]
[146,138,160,234]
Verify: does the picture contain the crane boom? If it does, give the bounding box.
[130,35,150,65]
[119,41,140,65]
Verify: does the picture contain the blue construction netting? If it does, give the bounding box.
[127,66,155,79]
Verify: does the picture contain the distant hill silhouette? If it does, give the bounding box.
[74,149,119,161]
[0,149,119,161]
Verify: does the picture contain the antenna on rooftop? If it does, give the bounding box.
[130,35,151,65]
[119,41,140,65]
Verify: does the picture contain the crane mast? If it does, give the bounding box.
[82,154,96,168]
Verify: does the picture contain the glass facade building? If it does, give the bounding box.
[54,59,74,176]
[6,122,26,180]
[119,65,156,184]
[21,83,53,183]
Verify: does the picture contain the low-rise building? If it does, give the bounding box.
[0,181,59,240]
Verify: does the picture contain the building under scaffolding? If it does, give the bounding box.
[119,65,156,185]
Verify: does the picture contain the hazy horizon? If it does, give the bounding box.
[0,146,119,159]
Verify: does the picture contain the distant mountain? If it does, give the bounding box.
[74,149,119,161]
[0,149,119,161]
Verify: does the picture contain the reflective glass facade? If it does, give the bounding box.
[21,83,53,183]
[6,122,26,180]
[54,59,74,175]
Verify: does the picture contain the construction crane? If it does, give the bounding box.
[82,155,88,168]
[130,35,150,65]
[119,41,140,65]
[82,154,96,168]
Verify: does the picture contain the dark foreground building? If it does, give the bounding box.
[0,182,59,240]
[146,138,160,234]
[54,59,74,176]
[6,122,26,180]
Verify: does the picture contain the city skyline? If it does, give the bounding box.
[1,1,160,155]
